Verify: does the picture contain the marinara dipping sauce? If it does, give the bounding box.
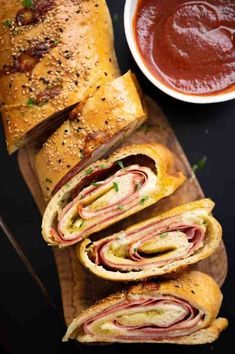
[134,0,235,95]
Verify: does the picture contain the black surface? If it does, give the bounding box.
[0,1,234,353]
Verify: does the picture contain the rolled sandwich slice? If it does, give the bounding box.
[78,199,222,281]
[42,144,185,247]
[63,271,228,344]
[35,71,146,200]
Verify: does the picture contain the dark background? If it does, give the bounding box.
[0,1,234,353]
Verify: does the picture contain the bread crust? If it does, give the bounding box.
[0,0,119,153]
[35,71,147,200]
[78,198,222,281]
[41,143,185,246]
[63,271,228,344]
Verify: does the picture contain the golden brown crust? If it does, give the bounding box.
[78,198,222,281]
[63,271,228,343]
[41,143,185,246]
[0,0,119,153]
[35,71,147,200]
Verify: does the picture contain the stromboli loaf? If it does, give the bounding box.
[0,0,119,153]
[41,143,185,247]
[78,199,222,281]
[35,71,147,200]
[63,271,228,344]
[0,1,228,348]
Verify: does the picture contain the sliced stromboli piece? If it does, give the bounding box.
[41,144,185,247]
[78,199,222,281]
[63,271,228,344]
[35,71,147,200]
[0,0,119,153]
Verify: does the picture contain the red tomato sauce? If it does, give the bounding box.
[134,0,235,95]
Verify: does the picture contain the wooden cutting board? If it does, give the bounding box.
[18,97,228,326]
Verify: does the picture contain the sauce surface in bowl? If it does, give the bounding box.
[134,0,235,95]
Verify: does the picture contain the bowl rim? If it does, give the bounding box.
[124,0,235,104]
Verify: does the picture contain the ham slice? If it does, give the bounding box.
[83,295,204,340]
[50,163,158,245]
[91,217,205,271]
[78,199,222,281]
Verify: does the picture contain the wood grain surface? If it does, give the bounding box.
[18,97,228,326]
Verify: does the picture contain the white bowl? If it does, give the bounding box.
[124,0,235,104]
